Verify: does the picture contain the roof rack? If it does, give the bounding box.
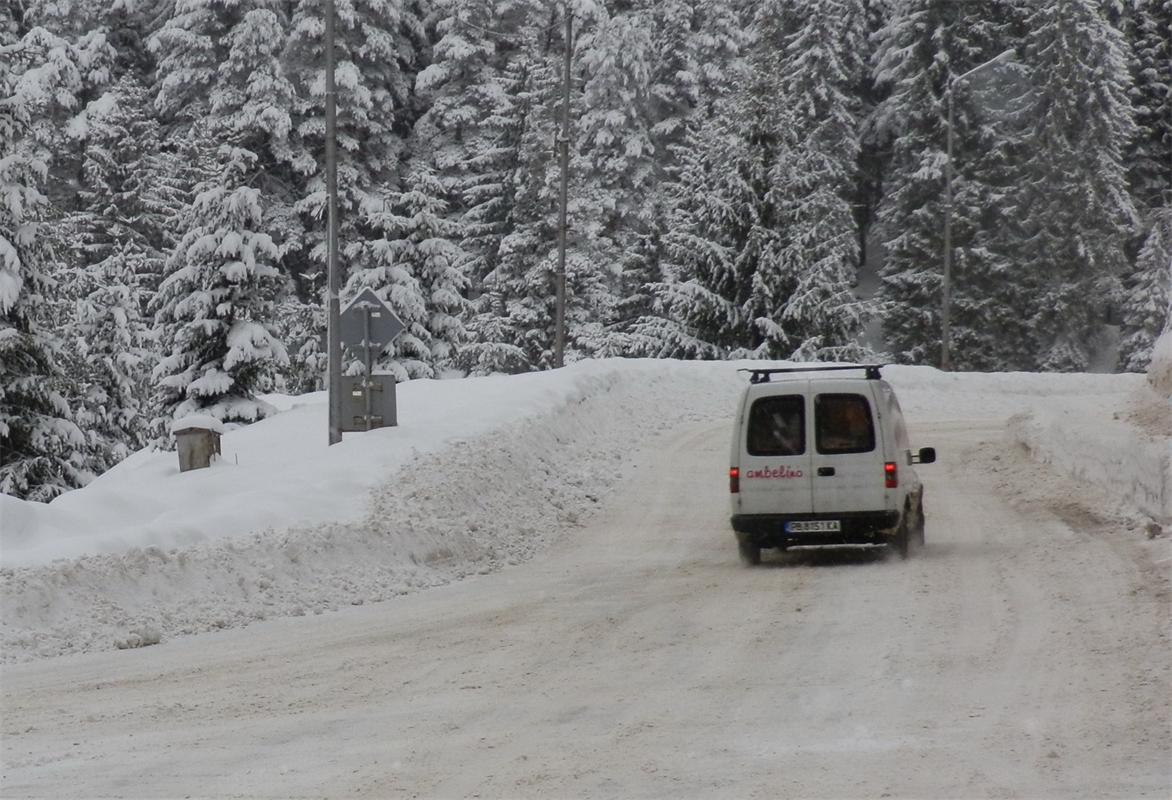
[738,364,885,384]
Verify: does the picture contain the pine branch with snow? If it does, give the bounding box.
[151,146,289,443]
[0,27,90,500]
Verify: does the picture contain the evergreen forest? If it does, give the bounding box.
[2,0,1170,500]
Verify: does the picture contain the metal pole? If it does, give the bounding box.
[939,49,1014,373]
[325,0,343,444]
[554,7,571,369]
[941,85,954,372]
[362,305,373,432]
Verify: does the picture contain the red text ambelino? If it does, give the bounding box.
[747,466,804,480]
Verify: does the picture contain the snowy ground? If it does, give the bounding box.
[3,361,1163,664]
[1,359,1169,798]
[1,361,737,660]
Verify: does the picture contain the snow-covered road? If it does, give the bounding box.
[2,415,1168,798]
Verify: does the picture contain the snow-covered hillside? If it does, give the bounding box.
[1,360,1165,662]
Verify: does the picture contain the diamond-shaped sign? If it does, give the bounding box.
[339,288,405,350]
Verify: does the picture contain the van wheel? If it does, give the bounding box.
[738,541,762,566]
[893,513,911,560]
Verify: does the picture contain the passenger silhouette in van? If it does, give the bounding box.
[772,412,802,454]
[747,396,805,456]
[816,395,875,453]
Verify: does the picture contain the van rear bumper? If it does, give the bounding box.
[731,510,900,548]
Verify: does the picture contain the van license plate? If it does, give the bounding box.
[786,520,841,533]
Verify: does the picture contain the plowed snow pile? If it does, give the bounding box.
[1,361,742,661]
[0,360,1160,662]
[1008,333,1172,523]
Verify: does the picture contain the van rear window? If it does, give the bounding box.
[815,394,875,454]
[747,396,805,456]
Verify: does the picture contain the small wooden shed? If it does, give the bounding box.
[171,415,226,472]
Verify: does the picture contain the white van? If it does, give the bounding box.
[728,365,935,564]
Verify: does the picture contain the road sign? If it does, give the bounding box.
[338,289,404,432]
[339,288,405,349]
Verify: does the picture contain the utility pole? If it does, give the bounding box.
[941,87,955,372]
[940,48,1016,372]
[554,7,571,369]
[325,0,343,444]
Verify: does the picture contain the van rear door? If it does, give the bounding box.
[738,391,814,515]
[811,388,887,514]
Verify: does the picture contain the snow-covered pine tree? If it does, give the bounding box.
[153,0,310,355]
[463,5,583,370]
[216,5,318,372]
[1119,206,1172,371]
[637,0,798,361]
[137,125,217,298]
[856,0,893,282]
[575,4,656,352]
[18,0,107,39]
[152,145,289,439]
[645,0,743,152]
[0,28,89,500]
[485,36,563,369]
[409,167,470,370]
[872,0,1030,369]
[103,0,169,78]
[413,0,539,374]
[731,0,796,359]
[344,165,469,380]
[1124,0,1171,220]
[62,74,165,467]
[69,240,156,467]
[935,5,1036,373]
[151,0,238,124]
[768,0,869,362]
[16,0,118,189]
[152,0,302,155]
[873,0,956,367]
[1117,0,1171,371]
[284,0,429,276]
[275,277,328,394]
[636,113,750,358]
[279,0,430,388]
[1012,0,1137,371]
[213,6,304,169]
[610,0,744,357]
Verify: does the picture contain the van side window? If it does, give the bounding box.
[747,396,805,456]
[815,394,875,454]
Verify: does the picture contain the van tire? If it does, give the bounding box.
[738,541,762,566]
[893,510,911,560]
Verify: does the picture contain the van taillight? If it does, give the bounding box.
[884,462,898,488]
[729,467,740,493]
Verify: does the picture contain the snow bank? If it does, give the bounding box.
[894,368,1169,522]
[1,360,1154,662]
[0,360,741,661]
[1000,359,1168,523]
[1147,330,1172,397]
[1,362,728,568]
[1008,406,1171,523]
